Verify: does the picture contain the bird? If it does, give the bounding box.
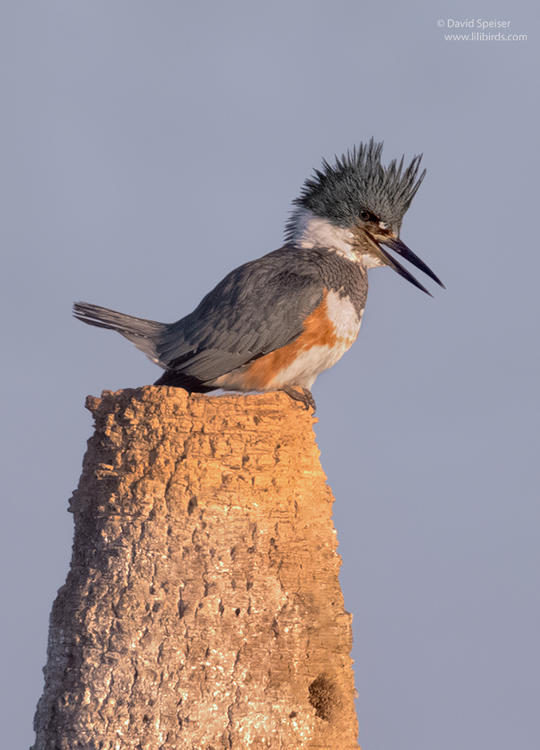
[74,139,444,410]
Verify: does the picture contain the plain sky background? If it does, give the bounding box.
[2,2,538,748]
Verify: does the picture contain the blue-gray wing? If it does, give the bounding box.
[156,249,324,383]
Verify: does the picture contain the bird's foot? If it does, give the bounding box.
[280,386,316,412]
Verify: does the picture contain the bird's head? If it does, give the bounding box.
[287,139,444,294]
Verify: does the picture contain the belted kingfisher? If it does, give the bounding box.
[74,139,444,409]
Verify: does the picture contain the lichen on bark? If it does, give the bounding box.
[32,386,359,749]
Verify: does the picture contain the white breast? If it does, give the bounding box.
[325,290,362,340]
[267,292,363,390]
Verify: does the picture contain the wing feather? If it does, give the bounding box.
[156,248,324,383]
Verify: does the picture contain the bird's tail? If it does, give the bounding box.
[73,302,166,363]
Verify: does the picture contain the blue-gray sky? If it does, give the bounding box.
[2,2,538,748]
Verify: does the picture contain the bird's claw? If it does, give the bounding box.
[280,386,316,413]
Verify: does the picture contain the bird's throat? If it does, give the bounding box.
[289,208,358,262]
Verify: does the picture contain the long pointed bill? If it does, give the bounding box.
[380,237,445,293]
[377,245,432,296]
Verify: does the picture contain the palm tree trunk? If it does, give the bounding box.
[32,387,359,749]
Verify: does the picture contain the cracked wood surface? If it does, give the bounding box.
[32,386,359,749]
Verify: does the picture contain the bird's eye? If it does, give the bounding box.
[359,209,377,223]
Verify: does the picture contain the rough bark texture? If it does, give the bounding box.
[33,387,359,749]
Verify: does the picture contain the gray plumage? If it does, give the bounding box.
[287,137,425,235]
[74,139,442,395]
[74,246,367,390]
